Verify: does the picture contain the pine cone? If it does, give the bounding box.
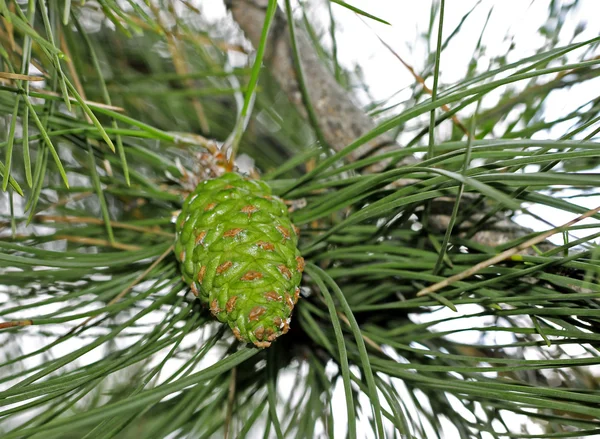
[175,173,303,348]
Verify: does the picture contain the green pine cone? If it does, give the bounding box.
[175,172,304,348]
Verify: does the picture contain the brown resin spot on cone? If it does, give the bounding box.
[276,225,291,240]
[256,241,275,251]
[266,328,277,342]
[198,266,206,283]
[281,320,290,334]
[223,185,235,190]
[241,271,263,281]
[195,231,206,245]
[254,326,265,340]
[265,291,282,301]
[254,341,271,348]
[278,265,292,280]
[285,293,294,310]
[210,299,221,315]
[249,306,266,322]
[293,225,300,237]
[204,202,217,211]
[232,327,243,341]
[190,283,199,296]
[226,296,237,313]
[293,287,300,304]
[217,261,233,274]
[178,217,185,228]
[223,228,243,238]
[241,205,258,217]
[296,256,305,273]
[179,251,185,262]
[273,316,283,329]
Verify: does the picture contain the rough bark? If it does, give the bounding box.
[225,0,546,251]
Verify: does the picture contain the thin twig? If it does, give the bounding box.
[54,235,142,251]
[26,86,125,112]
[60,32,91,123]
[0,320,33,330]
[35,215,173,237]
[417,205,600,296]
[0,72,45,81]
[361,17,469,136]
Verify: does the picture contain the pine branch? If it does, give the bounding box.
[1,2,599,437]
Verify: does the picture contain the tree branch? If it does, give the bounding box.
[226,0,396,162]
